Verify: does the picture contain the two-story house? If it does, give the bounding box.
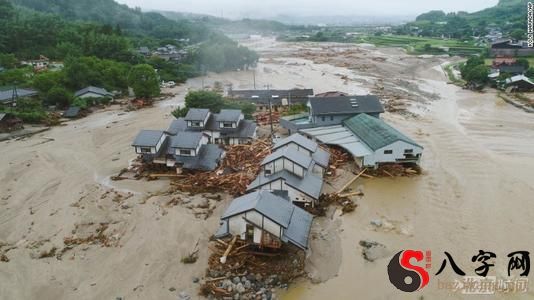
[246,134,330,208]
[281,95,384,134]
[168,108,257,145]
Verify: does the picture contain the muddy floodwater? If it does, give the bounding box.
[0,37,533,300]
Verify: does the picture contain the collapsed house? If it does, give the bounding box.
[132,108,256,171]
[227,89,314,111]
[504,75,534,92]
[246,134,330,207]
[281,95,385,134]
[168,108,257,145]
[132,129,224,172]
[215,190,313,250]
[300,113,423,168]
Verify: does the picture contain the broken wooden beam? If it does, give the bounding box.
[337,168,367,194]
[220,236,237,264]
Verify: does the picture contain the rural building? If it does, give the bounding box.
[227,89,314,111]
[63,106,81,118]
[281,95,384,134]
[132,129,224,172]
[300,113,423,168]
[490,39,534,57]
[247,134,328,207]
[137,46,151,56]
[504,75,534,92]
[167,108,257,145]
[23,55,50,71]
[74,86,113,99]
[0,113,23,132]
[0,87,38,106]
[214,190,313,250]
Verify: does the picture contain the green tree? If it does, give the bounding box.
[510,29,525,40]
[516,58,529,69]
[184,90,224,112]
[128,64,160,98]
[47,86,72,107]
[464,64,489,85]
[0,53,17,69]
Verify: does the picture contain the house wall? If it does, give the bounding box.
[311,114,351,126]
[135,134,166,154]
[280,143,313,157]
[226,211,283,243]
[79,92,107,99]
[363,140,423,167]
[263,157,305,177]
[312,164,325,177]
[255,180,316,204]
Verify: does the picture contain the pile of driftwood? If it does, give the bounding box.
[366,163,421,177]
[200,237,305,299]
[254,111,281,126]
[326,146,351,176]
[171,139,272,196]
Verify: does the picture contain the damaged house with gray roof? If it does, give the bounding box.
[215,190,313,251]
[227,89,314,111]
[167,108,257,145]
[132,108,257,172]
[281,95,385,134]
[247,133,330,208]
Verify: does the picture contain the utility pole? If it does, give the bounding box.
[265,84,274,137]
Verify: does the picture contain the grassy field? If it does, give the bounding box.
[355,35,484,56]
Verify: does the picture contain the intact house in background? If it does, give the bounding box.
[281,95,385,134]
[227,89,314,111]
[0,87,38,107]
[490,39,534,57]
[132,108,256,172]
[300,113,423,168]
[168,108,257,145]
[490,58,526,76]
[246,134,330,208]
[0,113,23,133]
[214,190,313,251]
[74,86,113,99]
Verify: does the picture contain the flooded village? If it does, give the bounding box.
[1,33,533,299]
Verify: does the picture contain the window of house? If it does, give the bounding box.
[180,149,192,155]
[190,121,201,127]
[384,150,393,154]
[265,169,272,175]
[321,116,325,122]
[140,147,152,153]
[330,116,334,121]
[404,149,414,154]
[222,122,233,128]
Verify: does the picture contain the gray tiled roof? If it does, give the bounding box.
[166,118,187,135]
[282,206,313,250]
[312,147,331,168]
[173,144,224,171]
[221,191,294,227]
[309,95,384,116]
[220,120,257,139]
[169,131,203,149]
[247,170,323,200]
[74,86,112,98]
[132,130,165,147]
[261,147,313,169]
[219,190,313,250]
[0,87,38,102]
[272,134,318,153]
[184,108,210,121]
[63,106,81,118]
[216,109,241,122]
[343,113,422,151]
[228,89,314,105]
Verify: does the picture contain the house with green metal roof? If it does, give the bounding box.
[342,114,423,167]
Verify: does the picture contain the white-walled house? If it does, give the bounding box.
[214,191,313,250]
[271,133,330,176]
[132,130,167,156]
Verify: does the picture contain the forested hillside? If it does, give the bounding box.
[397,0,528,39]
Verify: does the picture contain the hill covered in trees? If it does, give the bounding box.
[397,0,528,39]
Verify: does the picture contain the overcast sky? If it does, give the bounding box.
[116,0,498,19]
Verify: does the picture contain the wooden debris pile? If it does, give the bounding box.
[325,146,351,176]
[200,238,305,299]
[254,111,281,126]
[366,163,421,178]
[63,222,120,248]
[171,139,272,196]
[311,193,358,216]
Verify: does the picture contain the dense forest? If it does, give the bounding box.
[0,0,259,121]
[396,0,528,39]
